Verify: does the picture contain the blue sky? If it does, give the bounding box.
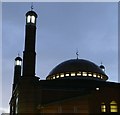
[2,2,118,113]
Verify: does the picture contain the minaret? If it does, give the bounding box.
[10,56,22,115]
[13,56,22,91]
[22,9,38,77]
[10,9,39,115]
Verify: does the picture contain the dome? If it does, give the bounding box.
[46,59,108,81]
[15,56,22,61]
[26,10,38,18]
[100,64,105,71]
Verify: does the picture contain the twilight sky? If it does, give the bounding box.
[2,2,118,113]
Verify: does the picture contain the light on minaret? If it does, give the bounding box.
[15,56,22,66]
[27,15,35,23]
[26,11,37,24]
[13,56,22,91]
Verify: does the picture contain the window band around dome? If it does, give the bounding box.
[46,59,108,81]
[46,71,108,81]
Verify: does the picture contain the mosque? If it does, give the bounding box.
[9,9,120,114]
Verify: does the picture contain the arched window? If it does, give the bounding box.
[31,16,35,23]
[101,102,106,112]
[27,15,36,23]
[27,15,31,23]
[110,101,118,112]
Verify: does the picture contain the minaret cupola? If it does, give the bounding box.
[13,56,22,91]
[26,10,37,25]
[15,56,22,66]
[100,63,105,72]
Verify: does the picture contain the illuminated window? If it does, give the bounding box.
[27,15,31,23]
[65,73,69,76]
[97,74,101,78]
[53,76,55,79]
[60,73,64,77]
[101,75,104,79]
[16,60,22,66]
[88,73,92,76]
[31,16,35,23]
[101,102,106,112]
[56,75,59,78]
[77,72,81,76]
[71,72,75,76]
[93,73,97,77]
[83,72,87,76]
[110,101,118,112]
[27,15,35,23]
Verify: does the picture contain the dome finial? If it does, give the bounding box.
[17,51,20,57]
[18,53,20,57]
[76,49,79,59]
[31,2,34,11]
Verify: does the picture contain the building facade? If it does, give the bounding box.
[9,9,120,115]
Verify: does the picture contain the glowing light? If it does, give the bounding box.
[83,72,87,76]
[110,101,118,112]
[101,75,104,79]
[27,15,31,23]
[56,75,59,78]
[77,72,81,76]
[93,73,97,77]
[53,76,55,79]
[101,102,106,112]
[60,73,64,77]
[16,60,22,66]
[31,16,35,23]
[65,73,69,76]
[88,73,92,76]
[71,72,75,76]
[97,74,101,78]
[96,87,99,90]
[27,15,35,23]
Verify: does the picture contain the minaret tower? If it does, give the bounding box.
[22,8,37,77]
[10,8,39,115]
[13,56,22,91]
[10,56,22,115]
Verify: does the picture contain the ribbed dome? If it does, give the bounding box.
[46,59,108,81]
